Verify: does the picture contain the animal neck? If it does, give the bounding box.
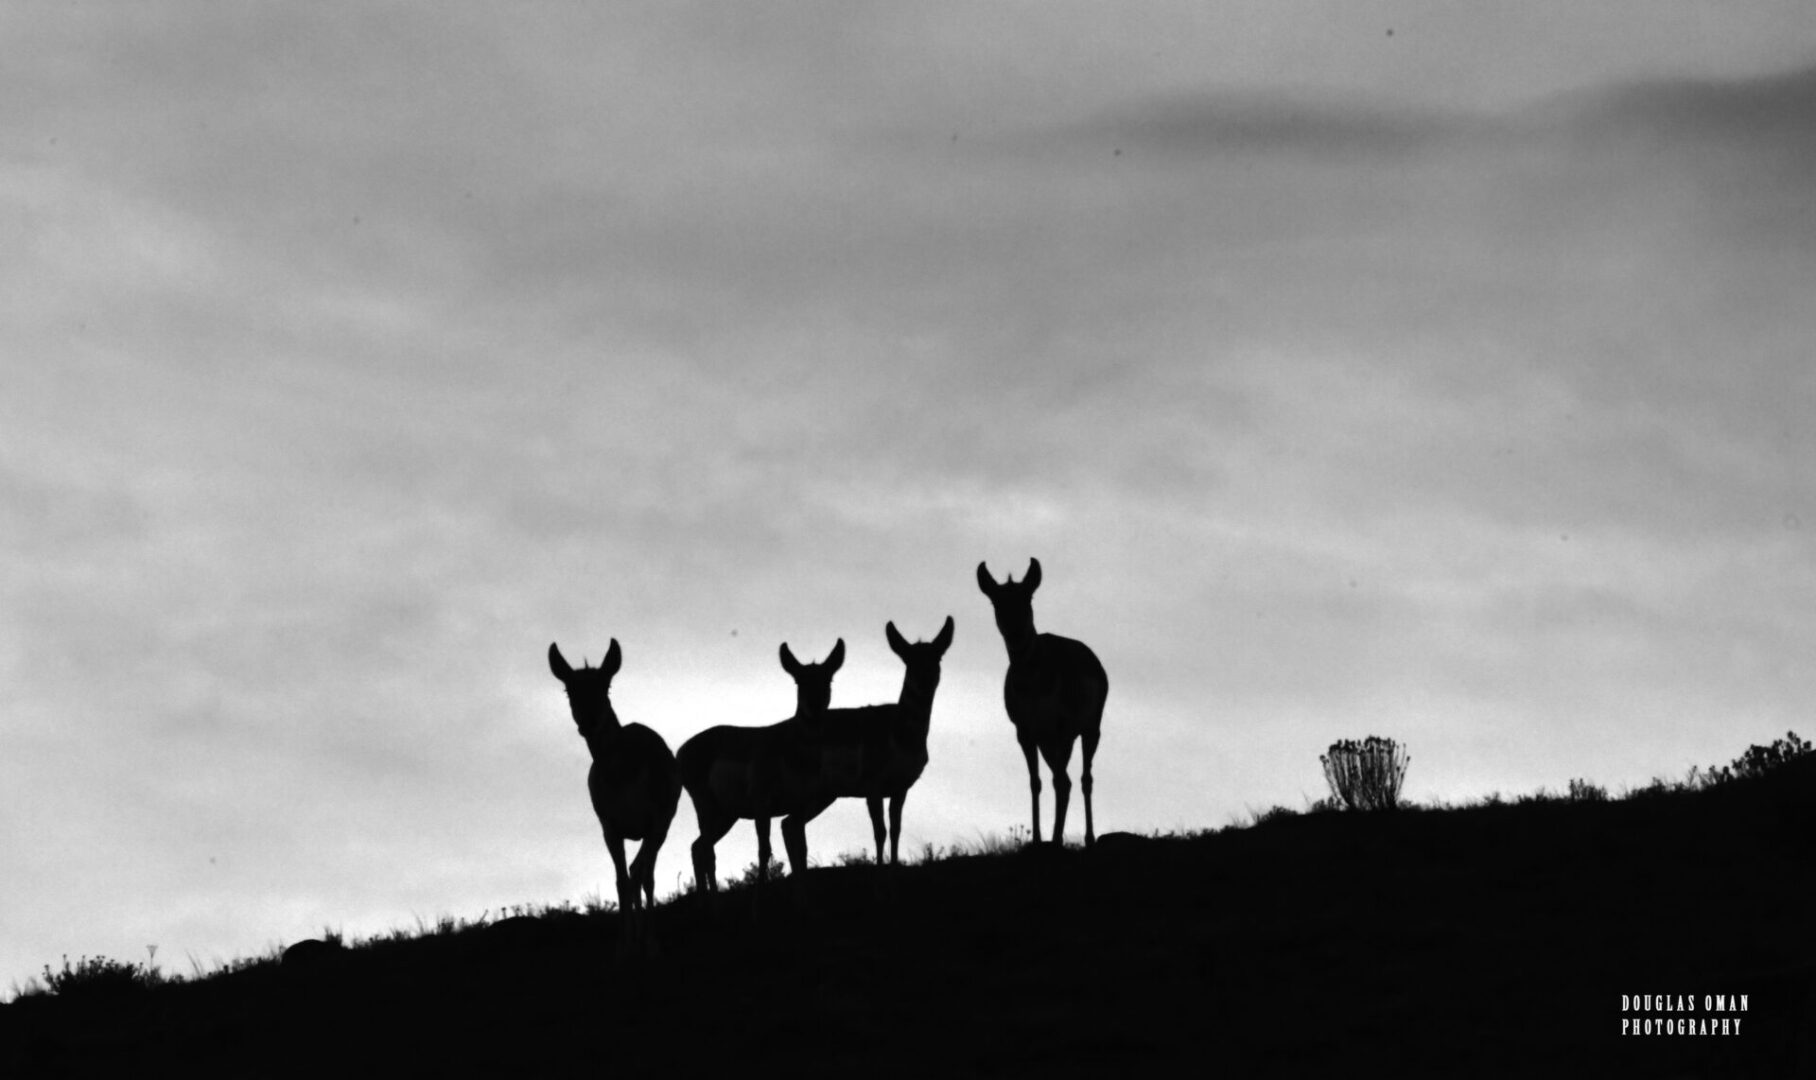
[792,692,831,734]
[893,671,938,741]
[580,702,624,757]
[998,621,1038,660]
[898,671,935,715]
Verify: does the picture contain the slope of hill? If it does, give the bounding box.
[6,760,1814,1077]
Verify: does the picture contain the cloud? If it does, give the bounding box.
[1024,91,1476,161]
[1546,63,1816,145]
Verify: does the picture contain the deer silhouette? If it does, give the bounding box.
[802,617,955,865]
[677,640,845,893]
[547,640,681,944]
[977,559,1108,847]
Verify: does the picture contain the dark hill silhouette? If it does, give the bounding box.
[6,759,1815,1076]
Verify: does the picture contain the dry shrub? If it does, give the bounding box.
[1320,736,1410,812]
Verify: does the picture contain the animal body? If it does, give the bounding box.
[976,559,1108,847]
[548,640,682,941]
[677,640,845,892]
[807,617,955,865]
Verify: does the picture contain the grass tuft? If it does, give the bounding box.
[38,953,166,998]
[1320,735,1411,811]
[1567,778,1608,803]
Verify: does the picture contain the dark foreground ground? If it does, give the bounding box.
[6,762,1815,1078]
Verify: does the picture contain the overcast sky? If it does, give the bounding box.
[4,3,1815,990]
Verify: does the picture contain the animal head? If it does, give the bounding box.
[886,615,955,696]
[779,638,845,720]
[976,558,1042,646]
[548,640,622,737]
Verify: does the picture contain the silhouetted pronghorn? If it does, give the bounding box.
[677,640,845,892]
[976,559,1109,847]
[806,617,955,865]
[548,640,682,943]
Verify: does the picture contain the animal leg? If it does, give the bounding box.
[603,830,638,947]
[755,817,775,885]
[866,796,887,865]
[691,808,734,894]
[782,795,833,878]
[780,815,808,878]
[631,818,670,911]
[603,830,634,913]
[1042,738,1077,847]
[1081,726,1100,848]
[1019,735,1042,845]
[888,791,907,866]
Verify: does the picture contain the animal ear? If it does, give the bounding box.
[886,621,909,658]
[779,642,802,678]
[825,638,846,674]
[603,638,622,676]
[1024,558,1042,593]
[976,562,999,597]
[548,643,573,681]
[933,615,955,653]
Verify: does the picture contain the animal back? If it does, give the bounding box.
[1004,633,1107,736]
[678,719,824,819]
[587,724,680,839]
[816,704,904,797]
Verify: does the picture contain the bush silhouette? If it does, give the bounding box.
[1567,778,1608,802]
[39,954,163,998]
[1320,735,1410,811]
[1690,730,1812,788]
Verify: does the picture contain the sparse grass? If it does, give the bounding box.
[1245,804,1299,827]
[727,855,788,890]
[1567,778,1608,802]
[827,826,1047,869]
[967,824,1032,855]
[831,824,1092,867]
[1622,775,1681,801]
[181,947,279,984]
[418,913,493,938]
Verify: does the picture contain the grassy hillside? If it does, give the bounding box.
[6,757,1815,1077]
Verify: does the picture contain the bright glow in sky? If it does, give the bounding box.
[4,3,1815,991]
